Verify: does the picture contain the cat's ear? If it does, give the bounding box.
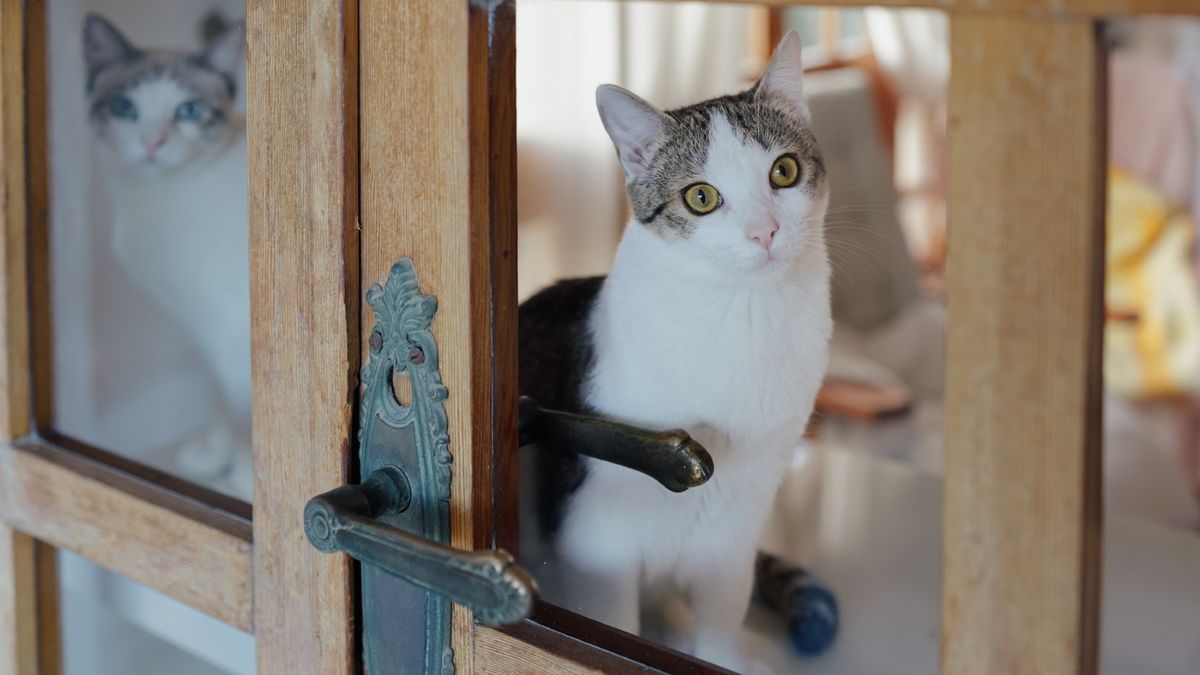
[596,84,672,183]
[755,31,810,123]
[203,20,246,81]
[83,14,138,78]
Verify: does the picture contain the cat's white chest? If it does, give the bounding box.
[586,250,830,441]
[561,224,831,585]
[104,134,249,334]
[100,133,252,418]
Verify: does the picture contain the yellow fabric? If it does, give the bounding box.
[1105,168,1200,398]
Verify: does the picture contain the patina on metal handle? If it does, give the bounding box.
[304,467,536,627]
[518,397,714,492]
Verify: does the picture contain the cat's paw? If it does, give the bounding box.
[175,429,235,479]
[222,448,254,502]
[657,599,694,655]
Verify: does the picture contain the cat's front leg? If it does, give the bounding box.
[557,556,640,635]
[687,548,760,673]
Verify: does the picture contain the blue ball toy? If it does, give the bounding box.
[755,553,839,657]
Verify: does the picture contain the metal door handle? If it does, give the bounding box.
[305,467,535,627]
[303,399,712,629]
[518,397,713,492]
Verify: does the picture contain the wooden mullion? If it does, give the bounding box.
[360,0,481,668]
[484,0,521,559]
[1,0,31,443]
[0,525,36,675]
[248,0,360,671]
[0,527,59,675]
[34,540,58,675]
[941,14,1104,675]
[1,2,60,672]
[24,0,50,433]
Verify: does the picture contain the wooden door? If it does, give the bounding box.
[0,0,358,672]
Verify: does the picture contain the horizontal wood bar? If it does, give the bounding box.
[659,0,1198,18]
[477,626,601,675]
[41,431,252,524]
[517,602,729,674]
[0,441,253,632]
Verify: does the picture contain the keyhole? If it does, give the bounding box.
[391,368,413,407]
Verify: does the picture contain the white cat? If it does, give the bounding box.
[84,14,252,499]
[518,32,831,672]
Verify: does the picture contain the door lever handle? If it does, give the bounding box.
[305,467,536,627]
[304,461,535,624]
[518,397,714,492]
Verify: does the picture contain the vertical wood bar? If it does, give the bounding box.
[942,15,1104,675]
[359,0,516,666]
[1,2,60,673]
[34,542,58,675]
[485,0,521,558]
[1,0,31,443]
[247,1,360,672]
[0,533,59,675]
[0,525,37,675]
[25,0,52,433]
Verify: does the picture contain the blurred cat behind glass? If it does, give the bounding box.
[84,13,252,499]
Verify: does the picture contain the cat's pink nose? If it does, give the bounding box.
[748,222,779,250]
[142,134,167,156]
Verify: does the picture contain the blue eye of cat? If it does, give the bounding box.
[108,96,137,120]
[176,100,204,121]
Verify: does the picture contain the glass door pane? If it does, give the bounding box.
[41,0,252,501]
[1101,18,1200,674]
[513,2,948,671]
[59,550,254,675]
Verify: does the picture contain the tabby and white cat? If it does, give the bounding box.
[84,14,252,499]
[518,33,830,672]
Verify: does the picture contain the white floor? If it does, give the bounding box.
[748,445,1200,675]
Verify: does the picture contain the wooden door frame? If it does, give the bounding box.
[0,0,1197,674]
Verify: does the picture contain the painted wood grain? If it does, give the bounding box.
[246,0,360,672]
[941,14,1104,675]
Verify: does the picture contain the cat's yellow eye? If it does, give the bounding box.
[770,154,801,188]
[682,183,721,215]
